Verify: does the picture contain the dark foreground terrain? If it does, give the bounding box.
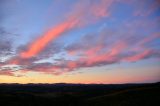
[0,82,160,106]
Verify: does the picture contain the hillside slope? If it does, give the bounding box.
[85,86,160,106]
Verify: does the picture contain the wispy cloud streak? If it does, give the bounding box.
[20,0,113,59]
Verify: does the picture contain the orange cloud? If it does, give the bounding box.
[125,50,152,62]
[20,19,78,59]
[20,0,114,59]
[67,61,77,69]
[66,41,127,68]
[84,42,127,66]
[0,71,15,76]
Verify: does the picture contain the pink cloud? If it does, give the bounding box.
[139,32,160,46]
[125,50,153,62]
[20,0,114,59]
[0,71,15,76]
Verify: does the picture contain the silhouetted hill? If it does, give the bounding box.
[85,85,160,106]
[0,82,159,106]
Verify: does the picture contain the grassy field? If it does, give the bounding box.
[85,85,160,106]
[0,82,159,106]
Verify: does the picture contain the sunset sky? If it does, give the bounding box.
[0,0,160,84]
